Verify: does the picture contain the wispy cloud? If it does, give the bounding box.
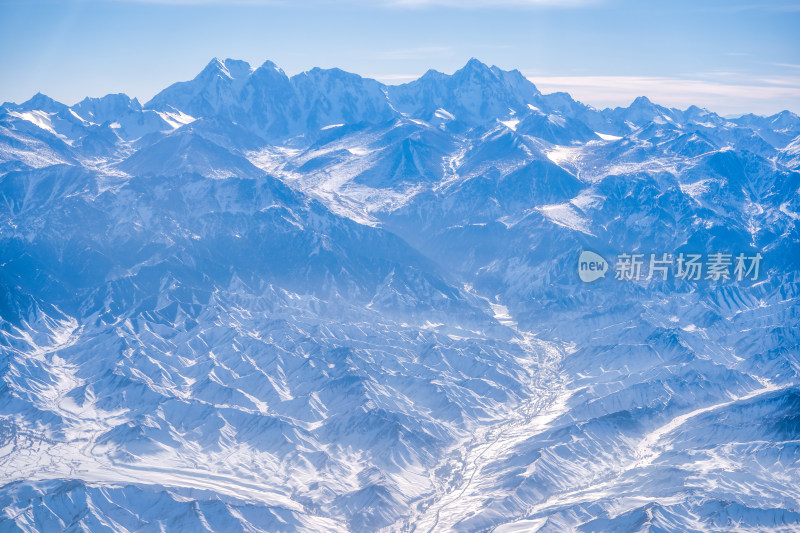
[107,0,599,6]
[385,0,598,7]
[528,75,800,114]
[103,0,288,4]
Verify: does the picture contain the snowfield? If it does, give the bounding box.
[1,58,799,532]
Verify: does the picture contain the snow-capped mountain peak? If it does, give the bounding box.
[1,57,798,533]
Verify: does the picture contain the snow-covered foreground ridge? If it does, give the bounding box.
[1,58,799,532]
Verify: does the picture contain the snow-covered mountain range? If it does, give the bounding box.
[1,58,798,532]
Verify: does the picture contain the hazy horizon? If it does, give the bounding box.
[1,0,798,116]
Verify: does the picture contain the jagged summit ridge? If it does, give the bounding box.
[3,57,798,145]
[0,56,799,533]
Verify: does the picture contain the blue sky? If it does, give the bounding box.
[1,0,798,116]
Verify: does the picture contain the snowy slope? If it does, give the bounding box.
[1,58,799,532]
